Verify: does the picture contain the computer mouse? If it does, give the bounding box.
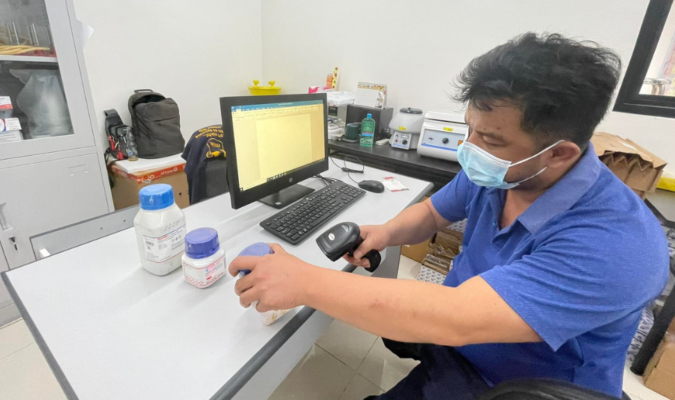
[358,180,385,193]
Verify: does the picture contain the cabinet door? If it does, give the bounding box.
[0,0,96,160]
[0,153,109,268]
[0,243,11,309]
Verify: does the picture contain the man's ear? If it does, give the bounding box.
[547,142,581,169]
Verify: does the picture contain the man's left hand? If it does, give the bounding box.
[228,243,314,312]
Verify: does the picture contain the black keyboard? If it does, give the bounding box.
[260,181,366,245]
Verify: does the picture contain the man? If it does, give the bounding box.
[229,33,670,399]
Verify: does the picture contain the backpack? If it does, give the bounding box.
[104,109,137,160]
[128,89,185,159]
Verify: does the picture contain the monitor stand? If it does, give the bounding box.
[259,184,315,209]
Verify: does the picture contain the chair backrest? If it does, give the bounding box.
[30,206,139,259]
[477,379,629,400]
[204,157,229,201]
[182,125,228,204]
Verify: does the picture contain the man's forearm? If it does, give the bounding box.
[301,266,541,347]
[303,267,468,345]
[384,200,444,246]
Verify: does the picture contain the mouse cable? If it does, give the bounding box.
[330,154,365,184]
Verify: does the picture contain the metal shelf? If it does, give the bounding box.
[0,55,58,63]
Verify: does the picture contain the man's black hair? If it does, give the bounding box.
[455,32,622,150]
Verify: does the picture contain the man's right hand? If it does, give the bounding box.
[343,225,391,268]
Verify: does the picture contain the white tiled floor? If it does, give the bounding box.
[0,319,65,400]
[0,256,669,400]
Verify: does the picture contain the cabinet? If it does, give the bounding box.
[0,244,10,307]
[0,0,113,325]
[0,0,98,159]
[0,153,110,267]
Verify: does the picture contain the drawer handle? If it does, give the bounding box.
[9,236,17,251]
[0,203,12,231]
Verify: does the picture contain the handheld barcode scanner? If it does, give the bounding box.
[316,222,381,273]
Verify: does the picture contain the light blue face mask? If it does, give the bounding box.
[457,140,564,189]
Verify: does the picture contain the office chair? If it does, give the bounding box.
[182,125,229,204]
[477,378,631,400]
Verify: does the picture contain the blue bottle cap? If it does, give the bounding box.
[237,243,273,277]
[139,184,175,210]
[367,113,372,118]
[185,228,220,259]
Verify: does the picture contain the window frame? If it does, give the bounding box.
[613,0,675,118]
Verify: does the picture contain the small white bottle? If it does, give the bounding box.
[237,243,291,325]
[134,184,186,276]
[182,228,227,288]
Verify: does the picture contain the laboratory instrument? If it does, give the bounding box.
[389,107,424,150]
[416,111,469,162]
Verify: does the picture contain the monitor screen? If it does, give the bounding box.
[231,100,326,192]
[221,93,329,210]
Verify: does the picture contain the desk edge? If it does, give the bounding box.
[2,271,80,400]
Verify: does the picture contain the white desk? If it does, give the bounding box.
[3,164,432,400]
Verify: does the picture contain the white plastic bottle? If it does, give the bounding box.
[134,184,187,276]
[182,228,227,288]
[237,243,292,325]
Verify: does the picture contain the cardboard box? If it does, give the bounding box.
[401,238,433,263]
[423,229,462,272]
[400,196,465,274]
[422,227,464,275]
[644,333,675,399]
[110,163,189,210]
[592,133,668,199]
[401,196,432,263]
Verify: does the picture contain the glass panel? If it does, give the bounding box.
[0,0,74,144]
[642,4,675,96]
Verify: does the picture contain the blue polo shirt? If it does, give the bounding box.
[430,143,669,397]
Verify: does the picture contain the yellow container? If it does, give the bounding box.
[657,172,675,192]
[248,80,281,96]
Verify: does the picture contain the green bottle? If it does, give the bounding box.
[360,113,376,147]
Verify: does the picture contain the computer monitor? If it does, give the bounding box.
[220,94,329,210]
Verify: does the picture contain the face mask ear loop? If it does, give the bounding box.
[509,165,548,187]
[510,140,565,167]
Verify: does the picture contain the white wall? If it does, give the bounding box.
[261,0,675,167]
[74,0,263,141]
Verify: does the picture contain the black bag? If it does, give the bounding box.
[128,89,185,159]
[104,109,138,160]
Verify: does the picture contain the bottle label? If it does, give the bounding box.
[183,254,226,288]
[143,224,186,263]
